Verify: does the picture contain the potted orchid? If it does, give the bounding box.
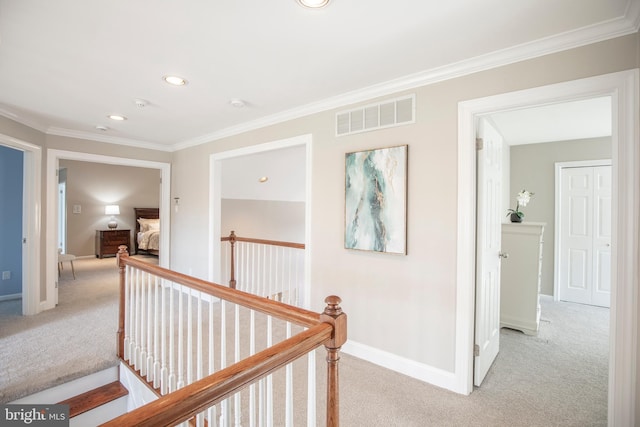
[506,189,534,223]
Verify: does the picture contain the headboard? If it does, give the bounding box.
[134,207,159,254]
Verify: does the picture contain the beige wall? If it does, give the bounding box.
[0,117,46,146]
[171,34,639,373]
[509,137,612,296]
[221,199,305,243]
[0,124,172,302]
[60,159,160,256]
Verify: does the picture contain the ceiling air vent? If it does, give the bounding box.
[336,94,415,137]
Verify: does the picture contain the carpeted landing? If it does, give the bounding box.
[0,255,157,404]
[0,256,608,426]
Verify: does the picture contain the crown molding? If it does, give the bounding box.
[172,4,640,151]
[47,127,173,152]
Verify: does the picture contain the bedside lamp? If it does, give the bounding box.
[105,205,120,229]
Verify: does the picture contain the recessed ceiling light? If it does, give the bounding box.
[163,75,187,86]
[258,176,269,183]
[297,0,330,8]
[107,114,127,121]
[96,125,109,131]
[229,98,246,108]
[134,98,148,108]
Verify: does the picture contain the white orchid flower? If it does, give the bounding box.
[517,190,533,207]
[507,189,534,219]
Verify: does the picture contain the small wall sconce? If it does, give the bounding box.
[105,205,120,229]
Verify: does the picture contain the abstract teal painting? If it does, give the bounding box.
[345,145,407,254]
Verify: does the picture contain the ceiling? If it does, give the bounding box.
[0,1,637,152]
[489,96,612,145]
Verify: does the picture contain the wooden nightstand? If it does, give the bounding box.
[95,229,131,258]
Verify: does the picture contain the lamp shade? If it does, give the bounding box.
[105,205,120,215]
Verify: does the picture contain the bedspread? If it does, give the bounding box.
[138,229,160,250]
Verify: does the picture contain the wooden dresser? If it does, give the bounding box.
[95,229,131,258]
[500,222,545,335]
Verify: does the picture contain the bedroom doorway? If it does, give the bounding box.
[457,70,638,424]
[210,134,312,308]
[45,149,171,311]
[0,134,41,316]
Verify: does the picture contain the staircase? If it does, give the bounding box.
[59,381,128,426]
[10,366,130,426]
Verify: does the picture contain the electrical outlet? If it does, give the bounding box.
[2,271,10,280]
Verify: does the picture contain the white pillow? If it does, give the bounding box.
[137,218,159,232]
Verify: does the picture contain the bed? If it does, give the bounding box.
[134,207,160,256]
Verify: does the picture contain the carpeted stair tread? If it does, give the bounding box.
[58,381,128,418]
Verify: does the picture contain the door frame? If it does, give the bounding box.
[456,69,638,425]
[0,133,41,315]
[209,134,312,308]
[44,149,171,311]
[554,159,612,302]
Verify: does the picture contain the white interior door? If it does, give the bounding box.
[558,164,611,308]
[474,118,503,386]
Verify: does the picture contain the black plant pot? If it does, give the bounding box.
[510,213,523,223]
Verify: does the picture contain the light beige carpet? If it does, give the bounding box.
[0,255,157,403]
[0,258,608,426]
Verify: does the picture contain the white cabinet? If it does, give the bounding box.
[500,222,545,335]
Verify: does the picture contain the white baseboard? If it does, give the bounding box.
[0,293,21,302]
[342,340,458,393]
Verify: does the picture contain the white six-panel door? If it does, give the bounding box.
[558,164,611,308]
[474,118,503,386]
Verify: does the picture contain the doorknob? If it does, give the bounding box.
[499,252,509,259]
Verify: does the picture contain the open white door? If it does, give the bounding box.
[474,118,503,386]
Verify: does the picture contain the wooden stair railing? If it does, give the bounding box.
[221,230,305,290]
[105,246,346,427]
[58,381,128,418]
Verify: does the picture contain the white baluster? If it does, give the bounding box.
[153,276,160,388]
[195,292,204,427]
[187,288,193,386]
[159,277,167,393]
[266,314,273,427]
[128,267,137,364]
[197,292,203,381]
[208,297,217,426]
[220,300,229,427]
[285,322,293,427]
[249,309,256,427]
[123,265,131,361]
[168,282,176,393]
[146,273,154,381]
[306,351,316,427]
[234,304,241,426]
[177,284,185,389]
[140,271,147,377]
[134,268,141,371]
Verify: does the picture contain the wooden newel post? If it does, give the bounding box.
[229,231,237,289]
[321,295,347,427]
[116,245,129,360]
